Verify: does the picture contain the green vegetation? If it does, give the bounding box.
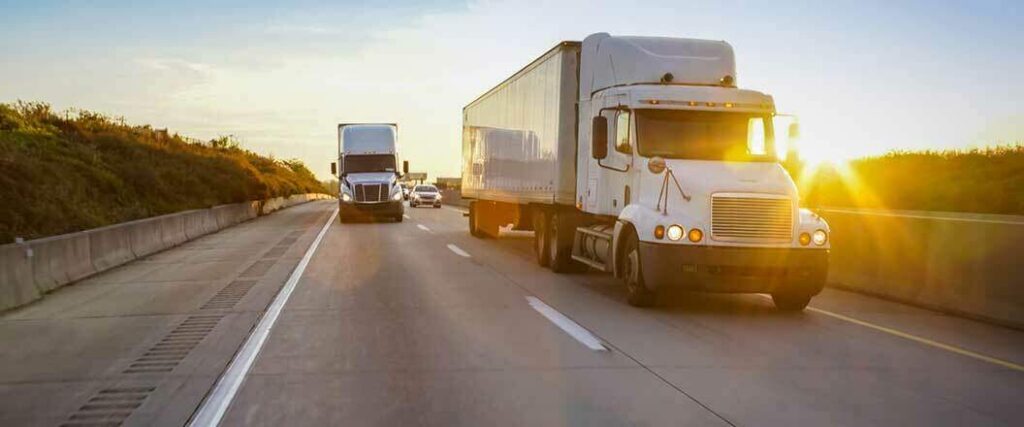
[0,101,327,242]
[797,145,1024,215]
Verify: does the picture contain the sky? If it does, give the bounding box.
[1,0,1021,180]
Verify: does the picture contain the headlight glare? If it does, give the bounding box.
[341,193,352,202]
[392,191,403,201]
[812,229,828,246]
[666,225,684,241]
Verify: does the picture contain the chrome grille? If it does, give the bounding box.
[711,195,792,242]
[355,184,385,202]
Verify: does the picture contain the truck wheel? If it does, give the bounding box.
[620,230,656,307]
[771,291,812,311]
[533,210,550,267]
[547,212,576,273]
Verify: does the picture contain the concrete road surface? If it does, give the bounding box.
[1,200,1022,426]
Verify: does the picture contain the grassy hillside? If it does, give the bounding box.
[0,101,327,242]
[796,145,1024,215]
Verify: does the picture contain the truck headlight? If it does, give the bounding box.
[392,191,403,201]
[666,225,684,241]
[812,229,828,246]
[341,193,352,202]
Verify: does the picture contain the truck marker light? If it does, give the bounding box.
[812,229,828,246]
[705,102,715,107]
[667,225,684,241]
[688,228,703,243]
[799,232,811,246]
[654,225,665,240]
[724,103,734,108]
[688,101,698,106]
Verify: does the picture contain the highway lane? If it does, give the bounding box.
[220,203,1024,426]
[1,200,1021,426]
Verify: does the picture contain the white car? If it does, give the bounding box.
[409,185,442,208]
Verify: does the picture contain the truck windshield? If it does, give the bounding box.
[635,109,775,161]
[343,154,396,173]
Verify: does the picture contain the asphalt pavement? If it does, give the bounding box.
[2,200,1022,426]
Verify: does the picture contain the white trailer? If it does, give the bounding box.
[462,33,830,310]
[331,123,407,222]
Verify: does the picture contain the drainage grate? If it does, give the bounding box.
[124,315,224,374]
[201,280,258,310]
[239,260,274,278]
[61,386,155,426]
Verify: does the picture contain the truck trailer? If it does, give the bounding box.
[332,123,407,223]
[461,33,830,310]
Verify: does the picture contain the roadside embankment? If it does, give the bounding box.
[0,194,331,312]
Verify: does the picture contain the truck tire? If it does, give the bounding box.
[620,229,656,307]
[771,291,811,311]
[533,209,550,267]
[547,211,576,273]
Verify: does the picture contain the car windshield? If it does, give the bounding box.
[636,109,775,161]
[343,154,396,173]
[415,185,438,192]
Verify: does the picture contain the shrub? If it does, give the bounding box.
[0,102,327,242]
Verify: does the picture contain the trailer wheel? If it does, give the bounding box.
[547,211,576,273]
[533,209,550,267]
[620,229,656,307]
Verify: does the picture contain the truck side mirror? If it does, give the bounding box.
[403,160,409,175]
[592,116,608,160]
[330,162,337,176]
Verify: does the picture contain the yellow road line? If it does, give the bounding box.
[807,305,1024,372]
[755,294,1024,372]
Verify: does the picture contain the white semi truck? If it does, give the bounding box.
[461,33,830,310]
[331,123,407,223]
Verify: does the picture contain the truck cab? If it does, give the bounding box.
[575,34,829,309]
[332,124,406,222]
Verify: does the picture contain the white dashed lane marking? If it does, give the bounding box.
[446,244,471,258]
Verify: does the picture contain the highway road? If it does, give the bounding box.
[1,200,1022,426]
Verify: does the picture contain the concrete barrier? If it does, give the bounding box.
[260,197,285,215]
[159,212,188,248]
[182,210,214,240]
[0,244,39,312]
[27,232,94,293]
[1,193,324,313]
[824,207,1024,328]
[126,217,168,258]
[439,189,469,208]
[88,224,135,273]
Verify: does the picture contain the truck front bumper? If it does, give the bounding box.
[638,243,828,294]
[340,200,404,219]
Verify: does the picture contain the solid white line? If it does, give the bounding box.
[446,244,471,258]
[417,224,431,232]
[756,295,1024,372]
[526,296,607,351]
[188,207,339,427]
